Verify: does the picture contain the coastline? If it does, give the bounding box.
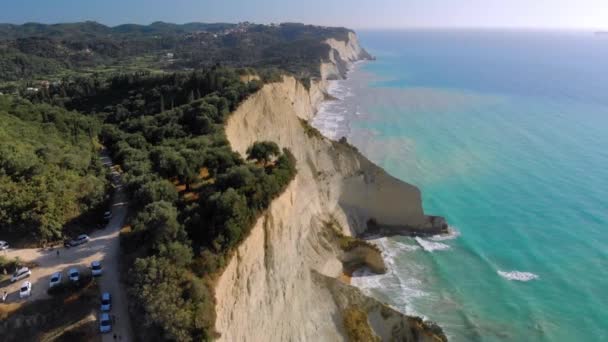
[312,60,367,140]
[310,41,443,320]
[309,47,457,323]
[214,31,448,341]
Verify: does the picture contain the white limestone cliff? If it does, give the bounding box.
[214,32,446,342]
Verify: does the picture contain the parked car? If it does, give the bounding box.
[68,268,80,282]
[19,281,32,298]
[0,240,9,250]
[91,261,102,277]
[49,272,62,288]
[11,267,31,283]
[99,313,112,333]
[103,211,112,222]
[100,292,111,311]
[65,234,90,247]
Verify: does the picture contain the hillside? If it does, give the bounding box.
[0,21,360,84]
[0,22,444,341]
[0,96,108,243]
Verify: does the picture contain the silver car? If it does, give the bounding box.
[11,267,31,283]
[69,234,90,246]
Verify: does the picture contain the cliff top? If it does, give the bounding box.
[0,21,355,84]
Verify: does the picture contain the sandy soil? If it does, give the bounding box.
[0,154,133,341]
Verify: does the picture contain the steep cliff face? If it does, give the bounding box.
[215,33,446,341]
[321,32,372,80]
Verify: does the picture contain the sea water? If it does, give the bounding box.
[313,30,608,341]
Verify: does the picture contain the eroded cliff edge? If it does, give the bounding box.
[215,31,447,341]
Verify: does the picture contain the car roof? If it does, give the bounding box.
[101,292,111,299]
[100,313,110,320]
[17,267,29,272]
[0,240,7,244]
[91,260,101,266]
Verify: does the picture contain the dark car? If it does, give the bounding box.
[103,211,112,223]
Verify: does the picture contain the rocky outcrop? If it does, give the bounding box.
[214,32,446,341]
[318,272,446,342]
[321,32,373,80]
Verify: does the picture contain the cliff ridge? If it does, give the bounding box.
[215,32,447,341]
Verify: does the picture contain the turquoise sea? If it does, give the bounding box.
[313,30,608,341]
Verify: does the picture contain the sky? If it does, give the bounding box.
[1,0,607,29]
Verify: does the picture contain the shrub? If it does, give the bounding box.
[343,306,380,342]
[246,141,280,165]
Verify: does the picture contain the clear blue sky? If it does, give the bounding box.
[1,0,606,29]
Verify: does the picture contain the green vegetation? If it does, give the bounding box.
[246,141,280,164]
[299,117,325,139]
[0,96,108,243]
[342,306,380,342]
[32,68,297,340]
[0,255,20,276]
[0,21,359,340]
[0,21,354,86]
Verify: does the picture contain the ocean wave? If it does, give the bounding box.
[415,237,451,252]
[394,242,421,252]
[497,270,539,282]
[429,226,461,241]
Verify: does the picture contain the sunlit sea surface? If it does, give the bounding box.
[313,30,608,341]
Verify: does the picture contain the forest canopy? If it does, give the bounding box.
[26,68,297,340]
[0,21,354,84]
[0,96,108,242]
[0,20,357,340]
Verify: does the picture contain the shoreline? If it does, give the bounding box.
[310,53,454,323]
[215,31,448,341]
[311,60,368,140]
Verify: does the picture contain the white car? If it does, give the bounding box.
[0,240,9,250]
[19,281,32,298]
[68,268,80,282]
[11,267,32,283]
[49,272,62,288]
[91,261,102,277]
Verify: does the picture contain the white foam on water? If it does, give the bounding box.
[415,237,451,252]
[312,78,351,140]
[497,270,539,282]
[311,62,365,140]
[393,241,421,252]
[350,237,428,316]
[429,226,461,241]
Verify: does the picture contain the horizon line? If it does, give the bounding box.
[0,20,605,32]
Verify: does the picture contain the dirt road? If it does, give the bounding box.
[0,154,133,341]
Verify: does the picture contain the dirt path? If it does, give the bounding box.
[0,154,134,341]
